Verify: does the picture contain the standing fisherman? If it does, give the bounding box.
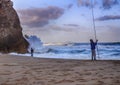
[31,48,34,57]
[90,39,98,60]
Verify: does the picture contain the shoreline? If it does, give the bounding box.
[0,54,120,85]
[3,53,120,60]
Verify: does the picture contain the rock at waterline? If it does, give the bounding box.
[0,0,28,53]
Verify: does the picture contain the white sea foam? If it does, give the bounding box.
[9,43,120,60]
[9,36,120,60]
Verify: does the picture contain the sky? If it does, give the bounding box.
[11,0,120,43]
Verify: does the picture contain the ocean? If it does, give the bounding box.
[11,42,120,60]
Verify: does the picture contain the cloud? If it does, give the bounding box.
[77,0,119,9]
[77,0,91,7]
[102,0,119,9]
[18,6,64,28]
[96,15,120,21]
[64,24,80,27]
[67,4,73,9]
[46,25,79,32]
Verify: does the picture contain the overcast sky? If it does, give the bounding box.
[11,0,120,43]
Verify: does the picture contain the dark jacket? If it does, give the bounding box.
[90,41,97,50]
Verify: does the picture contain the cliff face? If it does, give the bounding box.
[0,0,28,53]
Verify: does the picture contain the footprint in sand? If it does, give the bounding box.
[2,63,19,66]
[55,79,74,84]
[0,71,12,75]
[97,80,105,85]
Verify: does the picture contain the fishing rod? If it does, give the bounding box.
[91,0,100,59]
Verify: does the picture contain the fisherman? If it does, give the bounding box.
[90,39,98,60]
[31,48,34,57]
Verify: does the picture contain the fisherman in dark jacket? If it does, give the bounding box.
[31,48,34,57]
[90,39,98,60]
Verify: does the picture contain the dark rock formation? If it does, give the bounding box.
[0,0,28,53]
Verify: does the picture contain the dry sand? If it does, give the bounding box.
[0,54,120,85]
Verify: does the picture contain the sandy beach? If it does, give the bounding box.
[0,54,120,85]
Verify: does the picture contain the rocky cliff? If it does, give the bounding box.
[0,0,28,53]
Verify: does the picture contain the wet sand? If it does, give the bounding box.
[0,54,120,85]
